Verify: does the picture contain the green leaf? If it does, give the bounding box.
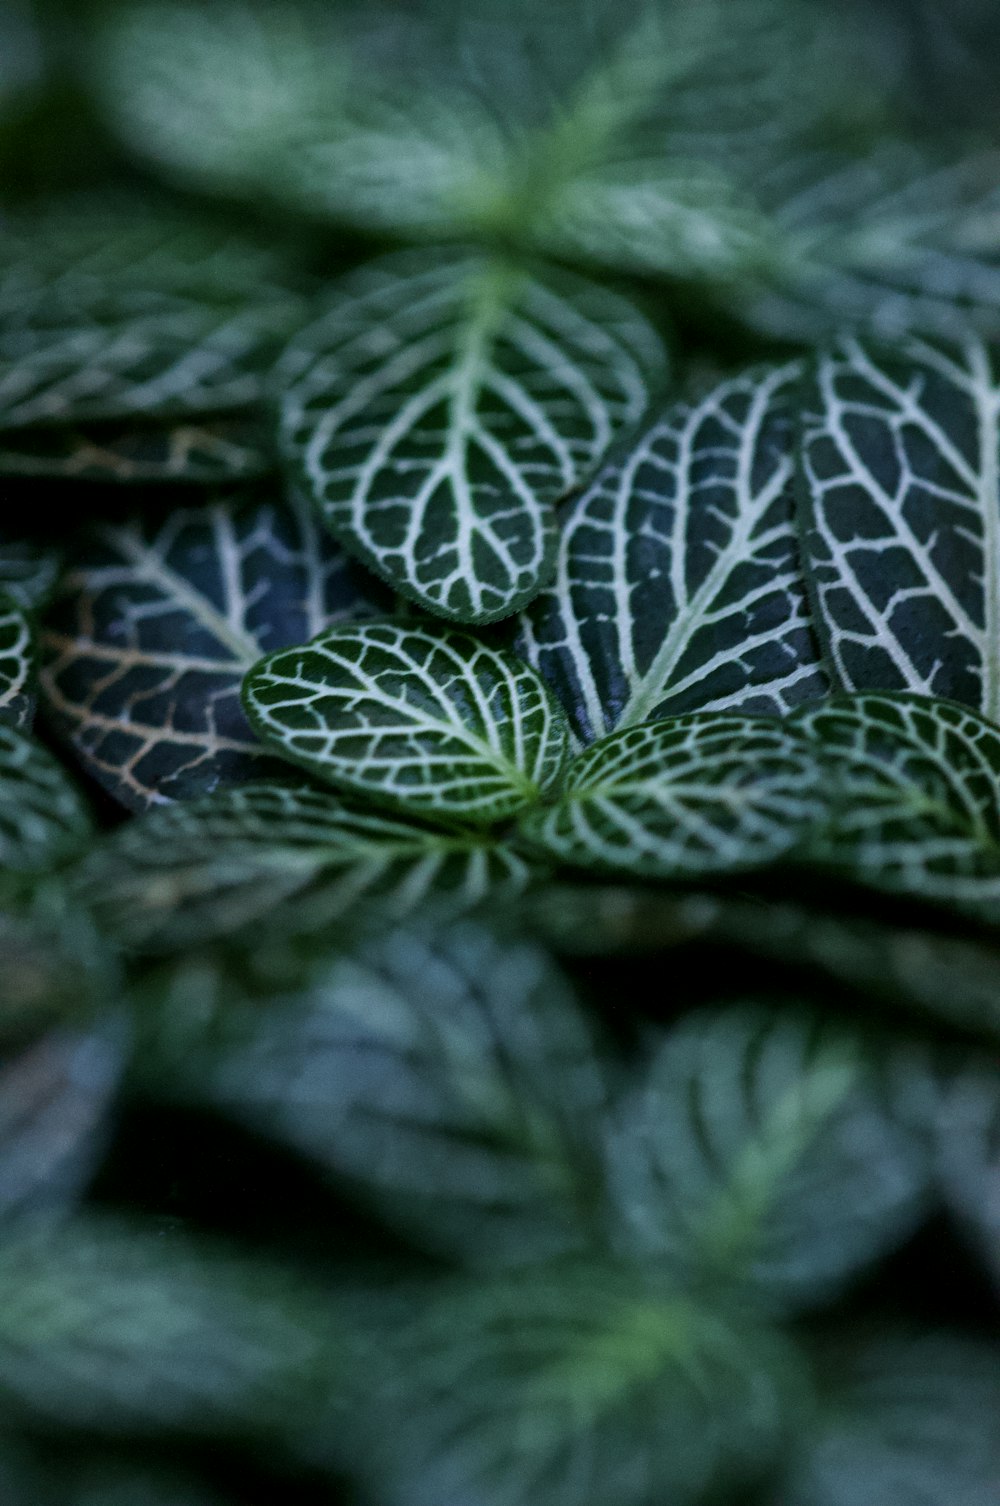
[0,197,304,428]
[0,724,93,874]
[518,712,823,878]
[790,692,1000,915]
[355,1263,801,1506]
[518,363,828,743]
[279,249,666,623]
[139,919,608,1267]
[0,883,119,1042]
[0,594,33,728]
[0,531,60,611]
[607,1007,930,1313]
[930,1065,1000,1287]
[39,493,381,810]
[76,782,535,954]
[798,337,1000,715]
[774,1329,1000,1506]
[243,621,570,826]
[0,412,273,483]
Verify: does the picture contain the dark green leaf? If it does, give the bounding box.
[0,412,273,483]
[0,724,93,873]
[0,532,60,612]
[0,595,33,727]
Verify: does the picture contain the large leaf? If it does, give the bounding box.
[243,621,570,826]
[39,493,380,810]
[518,712,823,878]
[790,692,1000,915]
[77,782,534,954]
[0,412,272,483]
[354,1263,801,1506]
[138,919,609,1267]
[798,337,1000,715]
[0,724,93,874]
[518,364,828,742]
[278,249,665,622]
[0,595,33,727]
[607,1007,930,1314]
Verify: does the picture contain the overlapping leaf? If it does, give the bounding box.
[798,337,1000,713]
[518,364,828,742]
[278,250,665,622]
[519,712,824,878]
[0,595,33,727]
[140,920,609,1266]
[77,782,535,954]
[39,494,381,810]
[0,725,93,873]
[0,412,272,483]
[244,621,569,825]
[607,1007,930,1313]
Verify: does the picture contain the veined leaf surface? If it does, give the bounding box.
[607,1007,929,1313]
[799,337,1000,716]
[0,412,272,483]
[0,595,33,727]
[0,724,93,874]
[791,692,1000,913]
[243,621,569,825]
[518,364,828,742]
[39,495,380,810]
[279,250,665,623]
[77,782,534,953]
[518,712,823,878]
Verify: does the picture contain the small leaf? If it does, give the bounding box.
[518,712,823,878]
[790,692,1000,915]
[0,412,273,483]
[798,337,1000,716]
[608,1007,930,1314]
[243,621,570,826]
[139,919,608,1267]
[518,363,828,742]
[77,781,535,953]
[0,594,34,727]
[0,724,93,874]
[39,493,380,810]
[279,249,665,623]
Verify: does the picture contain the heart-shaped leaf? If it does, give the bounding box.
[0,412,272,483]
[790,692,1000,914]
[518,364,828,742]
[278,249,666,623]
[39,493,380,810]
[0,725,93,874]
[138,919,608,1267]
[798,337,1000,715]
[243,620,570,826]
[0,595,33,727]
[77,782,535,954]
[607,1006,930,1313]
[518,712,823,878]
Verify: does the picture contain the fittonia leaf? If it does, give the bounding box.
[243,621,570,826]
[607,1007,930,1313]
[0,412,273,483]
[518,364,828,743]
[0,595,34,728]
[798,337,1000,716]
[518,712,823,879]
[39,494,380,810]
[0,724,94,874]
[76,782,535,954]
[278,249,666,623]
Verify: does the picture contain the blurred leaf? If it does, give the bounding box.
[0,412,273,483]
[517,363,828,743]
[244,621,570,826]
[0,531,59,612]
[39,493,381,810]
[0,595,33,728]
[138,919,609,1266]
[518,712,823,878]
[278,249,665,623]
[0,882,117,1041]
[607,1006,931,1313]
[0,724,93,874]
[928,1064,1000,1288]
[77,781,535,954]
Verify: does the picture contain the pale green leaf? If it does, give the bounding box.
[0,594,33,728]
[607,1007,930,1313]
[0,724,93,874]
[39,493,381,810]
[518,363,828,743]
[76,781,535,954]
[279,249,665,623]
[518,712,823,878]
[243,621,570,826]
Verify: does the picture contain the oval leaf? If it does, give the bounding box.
[243,621,570,826]
[39,494,380,810]
[519,363,828,742]
[0,594,33,727]
[519,712,824,878]
[0,725,93,874]
[279,249,666,623]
